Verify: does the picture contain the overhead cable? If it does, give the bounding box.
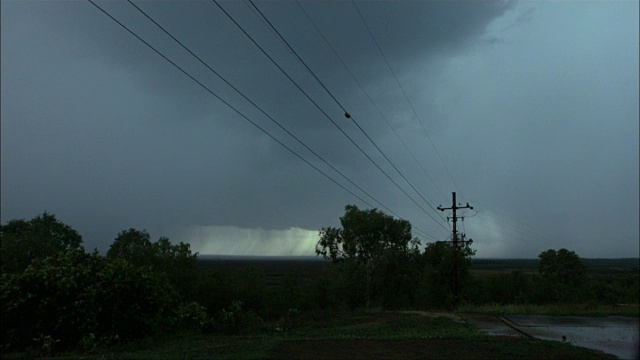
[213,0,449,231]
[88,0,439,239]
[87,0,377,212]
[351,1,464,201]
[243,0,449,229]
[126,0,400,221]
[295,0,448,203]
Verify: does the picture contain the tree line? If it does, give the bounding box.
[1,208,637,355]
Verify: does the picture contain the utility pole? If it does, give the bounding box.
[438,192,473,304]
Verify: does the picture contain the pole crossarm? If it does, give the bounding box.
[437,203,473,211]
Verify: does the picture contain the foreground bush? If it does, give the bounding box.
[1,249,180,352]
[0,214,206,354]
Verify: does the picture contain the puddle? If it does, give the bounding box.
[522,326,638,359]
[505,315,639,360]
[466,315,639,359]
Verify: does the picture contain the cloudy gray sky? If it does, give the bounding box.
[2,0,638,258]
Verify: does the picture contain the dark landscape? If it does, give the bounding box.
[2,213,638,359]
[2,0,638,359]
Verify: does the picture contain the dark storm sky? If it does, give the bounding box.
[2,1,638,258]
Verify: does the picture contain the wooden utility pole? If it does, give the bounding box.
[438,192,473,304]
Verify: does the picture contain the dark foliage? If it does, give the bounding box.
[1,214,201,354]
[2,211,637,356]
[1,212,83,274]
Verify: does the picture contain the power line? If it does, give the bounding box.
[86,0,378,214]
[295,0,448,203]
[245,0,449,229]
[351,1,464,200]
[242,0,286,48]
[213,0,449,231]
[125,0,402,223]
[126,0,440,240]
[87,0,439,240]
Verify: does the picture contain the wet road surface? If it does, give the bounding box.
[465,314,639,359]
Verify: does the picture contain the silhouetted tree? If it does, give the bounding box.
[107,229,154,267]
[316,205,419,306]
[538,248,587,302]
[0,212,83,274]
[107,229,198,299]
[418,240,475,308]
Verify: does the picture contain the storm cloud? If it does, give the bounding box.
[2,1,638,258]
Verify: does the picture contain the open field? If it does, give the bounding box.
[471,258,639,277]
[197,256,330,286]
[197,256,639,284]
[42,312,614,360]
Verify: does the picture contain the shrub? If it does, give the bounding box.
[193,269,231,315]
[1,251,179,352]
[172,301,214,333]
[218,300,265,334]
[311,261,367,310]
[1,249,101,351]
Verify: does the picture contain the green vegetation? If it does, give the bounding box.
[315,205,476,309]
[1,208,636,358]
[6,312,613,359]
[1,215,203,355]
[316,205,422,307]
[1,212,83,275]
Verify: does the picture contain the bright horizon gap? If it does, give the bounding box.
[176,225,637,259]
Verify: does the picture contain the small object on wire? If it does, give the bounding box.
[344,112,351,119]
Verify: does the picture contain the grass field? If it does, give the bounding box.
[46,312,614,360]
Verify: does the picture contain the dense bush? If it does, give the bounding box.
[371,248,423,308]
[192,268,231,315]
[107,229,198,300]
[473,270,534,305]
[416,240,476,308]
[1,212,83,274]
[1,249,98,351]
[0,214,205,353]
[311,260,368,310]
[1,249,179,352]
